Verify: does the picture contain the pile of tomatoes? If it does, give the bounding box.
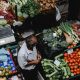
[64,48,80,75]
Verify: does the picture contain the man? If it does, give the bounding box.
[17,30,42,80]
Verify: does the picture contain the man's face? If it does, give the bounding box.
[27,35,38,46]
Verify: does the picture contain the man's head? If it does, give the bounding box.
[22,31,38,47]
[26,34,38,46]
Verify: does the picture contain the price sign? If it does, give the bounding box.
[54,60,60,66]
[67,49,73,54]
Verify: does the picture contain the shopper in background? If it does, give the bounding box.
[68,0,80,20]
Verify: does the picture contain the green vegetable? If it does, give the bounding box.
[21,0,40,17]
[59,22,79,43]
[62,67,68,77]
[66,66,71,76]
[41,59,61,80]
[55,54,63,60]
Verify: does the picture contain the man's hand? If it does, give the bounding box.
[27,52,42,65]
[27,59,40,65]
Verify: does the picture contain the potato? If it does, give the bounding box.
[37,0,55,11]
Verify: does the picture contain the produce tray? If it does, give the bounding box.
[64,43,80,80]
[0,48,17,77]
[56,43,80,80]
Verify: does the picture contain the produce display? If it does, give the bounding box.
[0,0,15,23]
[21,0,40,17]
[8,0,26,19]
[72,22,80,38]
[41,59,62,80]
[64,47,80,76]
[8,0,56,19]
[37,0,56,12]
[42,44,80,80]
[0,1,79,79]
[59,22,79,44]
[8,0,27,6]
[42,22,80,52]
[8,0,40,19]
[42,27,68,51]
[0,48,17,77]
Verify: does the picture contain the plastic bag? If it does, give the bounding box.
[55,6,61,21]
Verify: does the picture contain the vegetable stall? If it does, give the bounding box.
[0,0,80,80]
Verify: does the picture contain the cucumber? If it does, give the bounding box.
[62,67,68,77]
[46,71,57,77]
[55,54,63,60]
[66,66,71,76]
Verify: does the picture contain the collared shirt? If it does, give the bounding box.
[18,42,37,70]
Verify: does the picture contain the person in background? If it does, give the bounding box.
[17,30,47,80]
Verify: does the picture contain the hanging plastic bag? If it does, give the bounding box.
[55,6,61,21]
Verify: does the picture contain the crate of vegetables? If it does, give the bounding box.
[64,48,80,76]
[53,44,80,80]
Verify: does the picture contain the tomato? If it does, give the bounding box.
[74,69,78,73]
[75,62,78,65]
[70,66,74,69]
[71,63,75,66]
[78,51,80,56]
[74,66,78,69]
[76,71,80,74]
[68,63,72,67]
[68,57,72,60]
[77,68,80,71]
[70,55,74,58]
[69,59,74,63]
[64,53,68,57]
[77,58,79,62]
[72,53,76,57]
[76,48,79,52]
[71,69,74,73]
[78,63,80,66]
[73,59,76,63]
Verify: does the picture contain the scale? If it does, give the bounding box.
[0,25,15,46]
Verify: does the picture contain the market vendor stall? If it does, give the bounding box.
[0,0,80,80]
